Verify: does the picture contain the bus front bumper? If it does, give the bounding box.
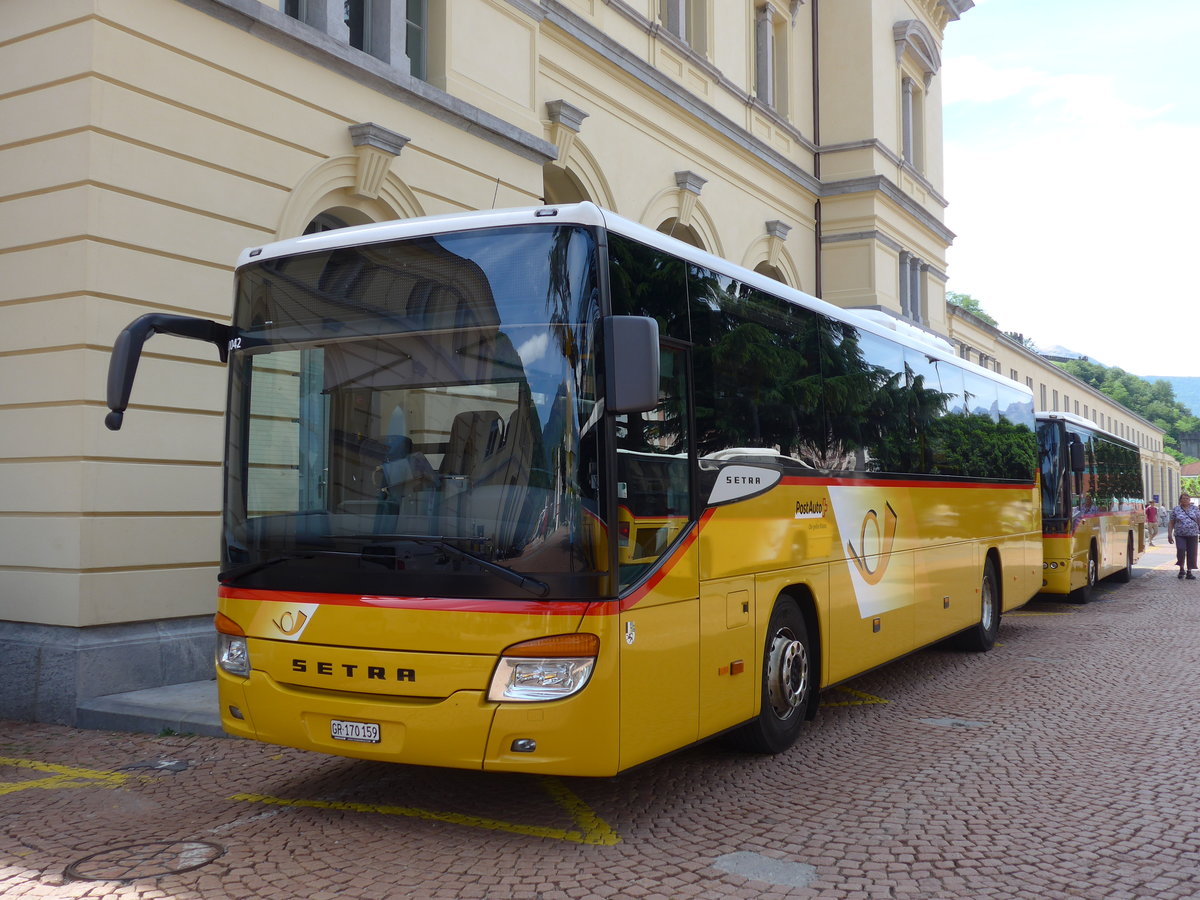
[217,671,622,776]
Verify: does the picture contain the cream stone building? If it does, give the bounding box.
[1,0,1171,722]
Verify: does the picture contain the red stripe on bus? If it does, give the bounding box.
[217,586,597,616]
[606,508,715,614]
[779,475,1035,490]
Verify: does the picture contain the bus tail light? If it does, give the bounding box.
[215,612,250,678]
[488,634,599,703]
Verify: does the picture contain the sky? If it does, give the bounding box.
[941,0,1200,378]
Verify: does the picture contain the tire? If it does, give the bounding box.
[1070,545,1098,604]
[726,598,812,754]
[1112,534,1134,584]
[955,558,1000,652]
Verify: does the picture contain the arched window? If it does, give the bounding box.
[543,167,591,206]
[657,218,704,250]
[302,207,375,235]
[893,20,940,172]
[753,261,786,286]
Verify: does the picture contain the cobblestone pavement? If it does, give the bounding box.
[4,544,1200,899]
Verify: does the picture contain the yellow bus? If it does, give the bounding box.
[105,203,1042,776]
[1036,412,1145,602]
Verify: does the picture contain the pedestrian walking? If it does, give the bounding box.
[1167,492,1200,579]
[1146,499,1159,546]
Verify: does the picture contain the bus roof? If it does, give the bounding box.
[237,202,1030,398]
[1036,410,1139,449]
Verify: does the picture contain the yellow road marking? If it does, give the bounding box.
[232,776,621,846]
[0,756,620,845]
[0,756,133,796]
[821,686,889,707]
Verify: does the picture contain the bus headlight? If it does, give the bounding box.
[488,634,599,702]
[215,612,250,678]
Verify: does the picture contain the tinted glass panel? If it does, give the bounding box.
[615,346,691,590]
[688,266,823,468]
[823,323,909,474]
[606,233,689,340]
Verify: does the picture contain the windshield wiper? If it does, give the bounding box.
[221,541,550,598]
[219,549,341,583]
[388,534,550,598]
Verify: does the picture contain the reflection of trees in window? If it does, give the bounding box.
[606,233,689,456]
[1092,437,1142,507]
[607,234,689,341]
[688,268,823,459]
[931,414,1038,480]
[605,233,1036,482]
[818,324,905,471]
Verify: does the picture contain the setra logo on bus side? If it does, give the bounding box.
[723,474,761,484]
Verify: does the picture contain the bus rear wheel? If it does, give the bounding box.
[955,558,1000,651]
[726,598,811,755]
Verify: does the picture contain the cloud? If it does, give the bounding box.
[944,57,1171,130]
[940,0,1200,376]
[942,55,1200,375]
[942,56,1045,106]
[516,332,550,366]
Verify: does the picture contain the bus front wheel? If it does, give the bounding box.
[727,598,811,754]
[1071,546,1098,604]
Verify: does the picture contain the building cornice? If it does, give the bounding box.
[181,0,953,244]
[818,138,950,207]
[596,0,811,149]
[822,175,955,244]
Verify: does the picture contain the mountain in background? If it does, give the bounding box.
[1144,376,1200,418]
[1042,345,1100,364]
[1041,346,1200,417]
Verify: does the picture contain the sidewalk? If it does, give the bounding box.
[75,679,223,738]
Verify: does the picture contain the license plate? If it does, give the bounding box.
[330,719,380,743]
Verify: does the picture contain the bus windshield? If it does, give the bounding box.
[1037,418,1068,528]
[221,224,609,599]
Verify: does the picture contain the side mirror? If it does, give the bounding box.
[1068,435,1086,473]
[603,316,660,414]
[105,314,232,430]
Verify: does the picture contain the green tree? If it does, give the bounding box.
[946,291,998,327]
[1056,359,1200,464]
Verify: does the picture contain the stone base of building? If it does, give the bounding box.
[0,617,215,726]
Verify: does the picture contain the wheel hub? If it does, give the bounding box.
[980,576,995,631]
[766,628,808,719]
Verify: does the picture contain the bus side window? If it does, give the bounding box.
[615,346,691,585]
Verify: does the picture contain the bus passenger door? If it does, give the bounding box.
[615,343,701,769]
[618,592,699,770]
